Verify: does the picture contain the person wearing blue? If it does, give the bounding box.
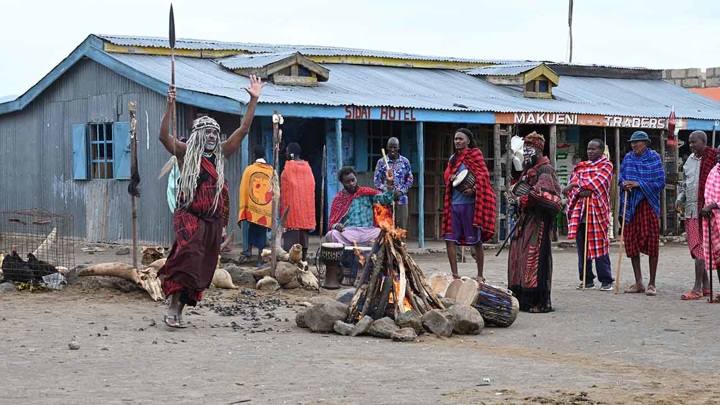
[374,137,414,230]
[619,131,666,296]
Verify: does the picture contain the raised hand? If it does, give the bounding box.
[167,84,176,104]
[244,74,266,99]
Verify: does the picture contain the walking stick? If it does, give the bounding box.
[270,112,283,278]
[128,102,140,271]
[582,197,590,290]
[614,190,629,294]
[319,145,326,235]
[709,215,714,303]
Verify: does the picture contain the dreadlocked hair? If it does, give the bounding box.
[177,116,225,214]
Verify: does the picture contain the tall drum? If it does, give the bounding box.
[319,242,344,289]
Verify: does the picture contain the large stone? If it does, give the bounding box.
[395,310,424,335]
[350,315,374,337]
[367,317,399,339]
[391,327,418,342]
[448,304,485,335]
[422,309,456,337]
[335,288,356,305]
[0,282,17,293]
[309,296,335,306]
[303,301,349,333]
[333,320,354,336]
[224,265,255,286]
[439,297,457,308]
[295,308,309,328]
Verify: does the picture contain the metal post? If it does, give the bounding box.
[335,119,343,171]
[549,125,557,169]
[417,122,425,248]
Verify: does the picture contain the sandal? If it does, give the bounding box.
[645,285,657,296]
[681,290,703,300]
[163,315,187,329]
[710,295,720,304]
[624,284,646,294]
[702,288,711,297]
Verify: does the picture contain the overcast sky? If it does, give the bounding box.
[1,0,719,97]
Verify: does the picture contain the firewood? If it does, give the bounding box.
[374,276,394,319]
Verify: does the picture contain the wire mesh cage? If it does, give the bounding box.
[0,209,75,270]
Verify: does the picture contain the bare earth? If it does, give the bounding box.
[2,243,720,405]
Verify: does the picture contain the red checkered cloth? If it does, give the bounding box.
[703,165,720,268]
[442,147,496,243]
[624,199,660,258]
[698,147,719,212]
[685,218,703,259]
[566,157,613,259]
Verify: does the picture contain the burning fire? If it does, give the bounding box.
[388,278,414,312]
[352,241,366,266]
[373,203,407,239]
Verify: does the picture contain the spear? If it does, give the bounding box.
[128,102,139,270]
[169,4,177,154]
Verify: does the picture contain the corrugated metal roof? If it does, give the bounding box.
[217,52,297,70]
[464,63,542,76]
[103,51,720,120]
[98,34,520,64]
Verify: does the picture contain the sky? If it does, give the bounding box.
[1,0,719,97]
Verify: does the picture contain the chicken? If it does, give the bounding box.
[27,252,57,277]
[1,250,31,282]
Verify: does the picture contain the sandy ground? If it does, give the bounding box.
[2,242,720,405]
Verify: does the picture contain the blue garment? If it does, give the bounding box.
[451,163,475,205]
[374,155,414,205]
[576,223,613,284]
[618,148,665,222]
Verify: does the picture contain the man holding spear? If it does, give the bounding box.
[564,139,614,291]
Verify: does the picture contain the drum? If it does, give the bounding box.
[320,243,344,289]
[452,169,476,193]
[471,282,519,327]
[340,246,372,286]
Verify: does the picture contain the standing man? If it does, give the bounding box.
[701,151,720,302]
[281,142,316,261]
[374,137,414,230]
[158,75,265,328]
[442,128,496,282]
[619,131,666,296]
[508,132,562,313]
[564,139,614,291]
[238,146,275,266]
[677,131,717,300]
[326,167,394,246]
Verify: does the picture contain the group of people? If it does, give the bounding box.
[154,73,712,326]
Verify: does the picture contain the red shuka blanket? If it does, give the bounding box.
[442,148,496,242]
[329,187,379,227]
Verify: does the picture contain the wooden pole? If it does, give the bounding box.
[416,122,425,248]
[270,112,283,278]
[581,197,590,289]
[319,145,326,235]
[614,128,621,239]
[381,148,395,226]
[129,102,139,271]
[614,191,629,294]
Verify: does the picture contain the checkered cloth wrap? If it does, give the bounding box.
[698,147,719,213]
[442,147,496,243]
[703,165,720,268]
[619,148,665,222]
[566,157,613,259]
[624,200,660,258]
[685,218,703,259]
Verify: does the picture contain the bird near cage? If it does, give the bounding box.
[26,252,57,277]
[2,250,31,282]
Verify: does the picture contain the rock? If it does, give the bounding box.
[391,327,418,342]
[212,268,239,289]
[68,340,80,350]
[303,301,349,333]
[308,296,335,306]
[448,304,484,335]
[0,283,16,293]
[295,308,309,328]
[335,288,356,305]
[439,297,457,308]
[256,276,279,291]
[422,309,456,337]
[367,317,399,339]
[115,247,130,255]
[283,278,302,289]
[350,315,374,337]
[224,265,256,286]
[395,310,424,335]
[274,262,299,286]
[333,320,354,336]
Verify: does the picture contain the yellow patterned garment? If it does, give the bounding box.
[238,162,275,227]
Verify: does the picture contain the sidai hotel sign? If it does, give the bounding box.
[495,112,678,129]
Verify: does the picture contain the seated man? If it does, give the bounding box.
[325,167,394,246]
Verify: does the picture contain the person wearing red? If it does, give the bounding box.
[280,142,316,261]
[442,128,496,282]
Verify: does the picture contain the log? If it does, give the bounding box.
[78,262,141,284]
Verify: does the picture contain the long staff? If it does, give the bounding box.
[614,191,629,294]
[169,4,177,155]
[319,145,326,235]
[381,148,396,227]
[128,102,139,271]
[709,215,714,303]
[270,112,283,278]
[581,197,590,290]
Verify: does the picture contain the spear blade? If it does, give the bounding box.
[169,4,176,49]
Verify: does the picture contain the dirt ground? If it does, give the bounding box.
[2,242,720,405]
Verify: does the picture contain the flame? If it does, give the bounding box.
[373,203,407,240]
[352,241,366,266]
[388,278,413,312]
